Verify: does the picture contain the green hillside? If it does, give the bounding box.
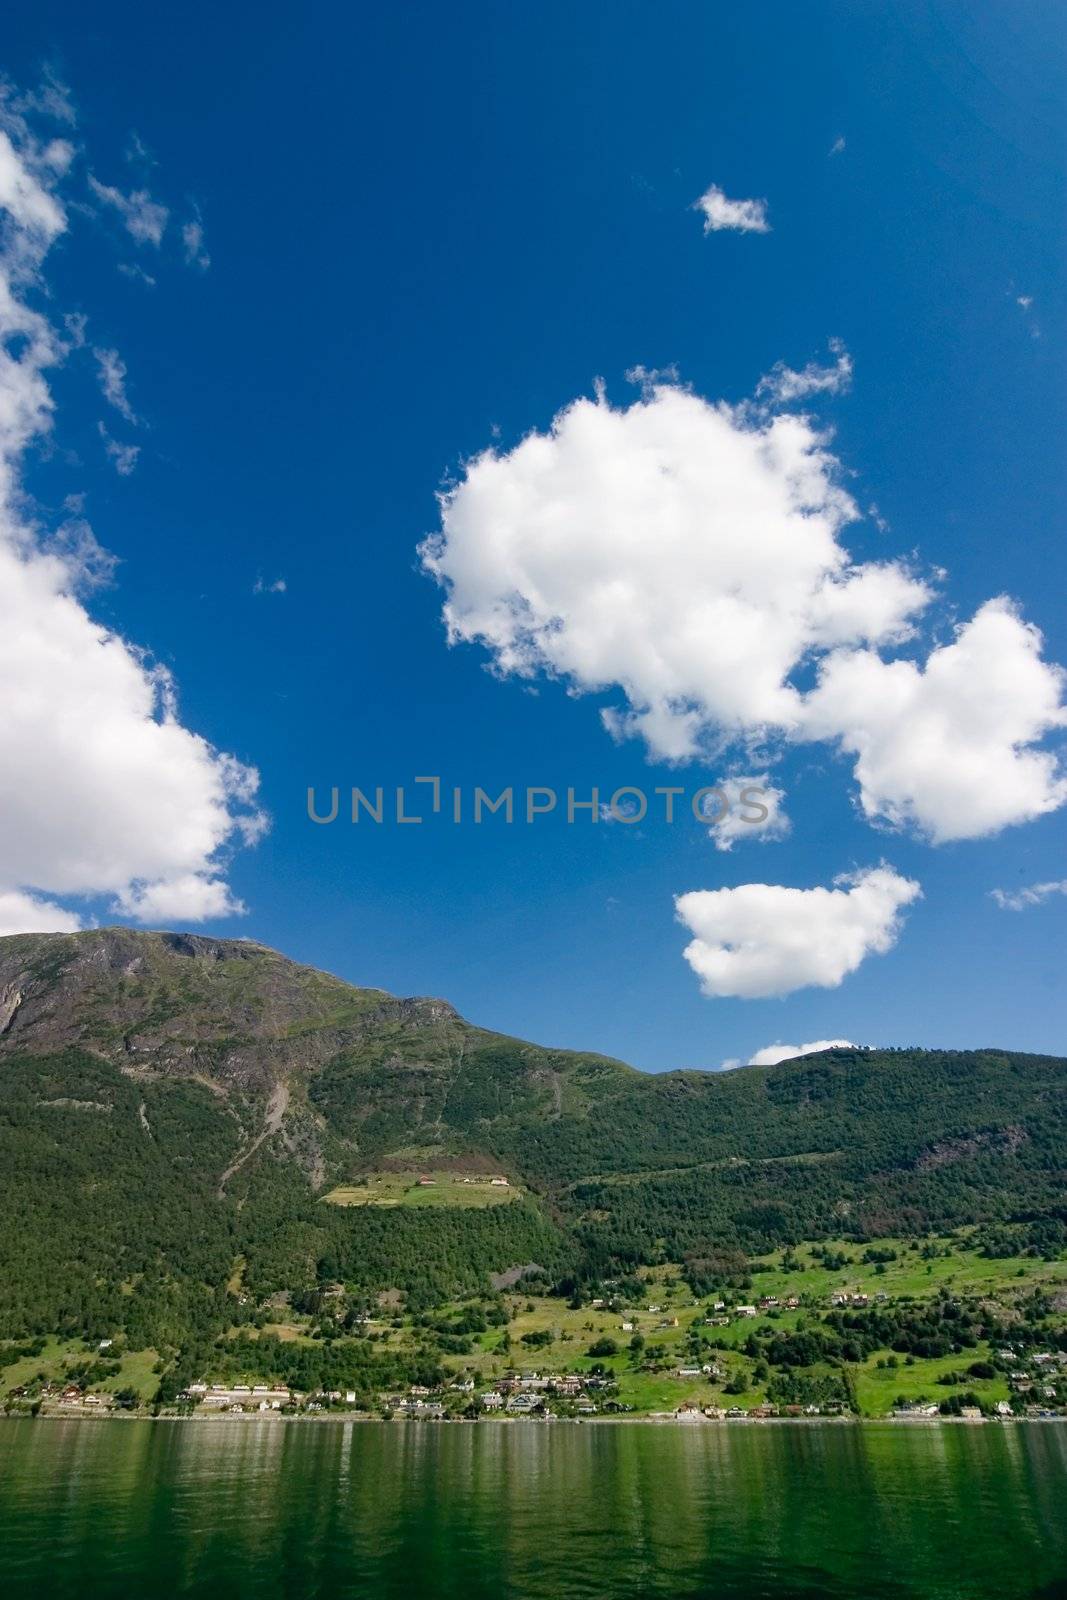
[0,928,1063,1364]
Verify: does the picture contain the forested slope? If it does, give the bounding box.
[0,929,1063,1344]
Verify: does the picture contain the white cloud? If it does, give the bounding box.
[98,422,139,475]
[704,775,790,852]
[0,888,83,936]
[0,95,264,928]
[802,600,1067,842]
[829,136,846,157]
[181,213,210,270]
[117,262,156,288]
[422,369,1066,844]
[88,174,168,246]
[0,128,66,242]
[93,346,138,423]
[422,376,930,761]
[113,874,246,923]
[124,131,154,167]
[5,70,76,130]
[253,574,286,595]
[757,339,852,405]
[990,880,1067,912]
[743,1037,857,1068]
[675,865,921,999]
[694,183,770,234]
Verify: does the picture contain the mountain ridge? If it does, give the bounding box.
[0,928,1063,1346]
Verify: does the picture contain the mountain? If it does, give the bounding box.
[0,928,1064,1344]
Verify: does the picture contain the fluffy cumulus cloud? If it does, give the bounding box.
[720,1037,858,1070]
[0,85,264,933]
[675,866,921,999]
[422,376,930,758]
[990,879,1067,912]
[802,601,1067,841]
[422,369,1066,845]
[0,889,83,936]
[694,183,769,234]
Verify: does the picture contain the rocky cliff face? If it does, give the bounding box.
[0,929,621,1190]
[0,928,458,1094]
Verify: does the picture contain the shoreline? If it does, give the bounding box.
[4,1410,1062,1428]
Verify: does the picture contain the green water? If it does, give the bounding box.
[0,1420,1065,1599]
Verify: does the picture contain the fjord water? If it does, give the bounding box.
[0,1420,1065,1600]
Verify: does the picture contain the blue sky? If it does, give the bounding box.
[2,1,1065,1071]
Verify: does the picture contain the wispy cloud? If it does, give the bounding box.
[828,135,846,157]
[124,131,155,166]
[693,182,769,235]
[757,338,852,405]
[117,261,156,288]
[181,209,210,270]
[990,880,1067,912]
[88,173,168,246]
[93,346,138,423]
[98,422,139,476]
[7,68,76,128]
[253,575,287,595]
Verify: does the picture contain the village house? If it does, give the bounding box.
[506,1392,542,1413]
[551,1376,583,1397]
[394,1398,444,1418]
[201,1385,291,1410]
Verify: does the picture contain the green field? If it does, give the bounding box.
[747,1234,1064,1301]
[1,1338,161,1403]
[322,1170,519,1208]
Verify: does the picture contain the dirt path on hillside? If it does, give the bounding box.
[217,1081,289,1196]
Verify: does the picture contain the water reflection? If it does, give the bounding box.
[0,1419,1064,1599]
